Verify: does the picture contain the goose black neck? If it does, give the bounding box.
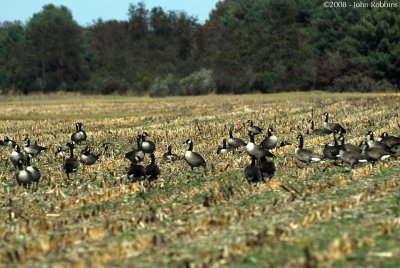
[324,113,329,123]
[151,154,156,164]
[310,120,315,130]
[369,132,374,141]
[251,157,256,166]
[27,156,31,166]
[187,142,193,151]
[69,145,74,158]
[136,137,142,148]
[76,124,80,132]
[222,140,227,148]
[248,132,255,143]
[333,133,338,145]
[298,136,304,149]
[17,161,24,171]
[25,138,30,146]
[167,146,172,154]
[268,129,272,137]
[229,130,233,139]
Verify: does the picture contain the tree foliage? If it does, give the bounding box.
[0,1,399,95]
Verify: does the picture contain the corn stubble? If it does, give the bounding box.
[0,92,400,267]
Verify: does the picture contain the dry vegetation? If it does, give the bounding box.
[1,92,400,267]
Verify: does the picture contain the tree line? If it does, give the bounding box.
[0,0,399,96]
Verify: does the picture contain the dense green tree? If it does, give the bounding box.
[24,4,85,92]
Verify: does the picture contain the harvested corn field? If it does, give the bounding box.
[1,92,400,267]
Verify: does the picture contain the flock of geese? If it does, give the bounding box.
[1,111,400,188]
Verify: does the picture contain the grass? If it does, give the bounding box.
[0,92,400,267]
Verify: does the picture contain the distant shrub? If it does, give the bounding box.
[330,74,395,92]
[149,74,177,97]
[177,69,215,96]
[149,69,215,97]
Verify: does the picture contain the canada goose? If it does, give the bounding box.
[125,135,145,163]
[246,132,275,161]
[127,156,146,183]
[338,144,368,169]
[146,154,160,182]
[367,131,392,151]
[23,138,46,157]
[379,132,400,148]
[308,119,332,136]
[227,126,246,149]
[80,146,100,166]
[141,132,156,154]
[55,146,69,158]
[260,128,278,150]
[217,139,231,154]
[337,135,361,153]
[71,123,87,144]
[259,156,275,180]
[244,157,263,184]
[360,141,392,164]
[15,159,33,187]
[323,134,340,161]
[0,136,16,148]
[26,156,41,184]
[184,139,206,171]
[163,145,179,161]
[64,142,79,180]
[10,144,26,168]
[247,120,262,135]
[323,112,346,133]
[295,134,323,163]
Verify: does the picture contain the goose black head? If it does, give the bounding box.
[23,137,30,146]
[381,132,388,138]
[247,120,253,126]
[14,144,20,152]
[142,132,150,137]
[267,128,274,136]
[184,139,193,145]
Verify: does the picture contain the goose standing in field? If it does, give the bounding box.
[125,135,145,163]
[260,127,278,150]
[338,143,368,169]
[367,131,393,151]
[141,132,156,154]
[163,145,179,161]
[244,156,263,184]
[323,134,340,162]
[10,144,26,169]
[15,159,33,187]
[360,141,392,164]
[308,119,332,136]
[146,154,160,183]
[217,139,231,154]
[26,155,41,184]
[64,142,79,180]
[246,131,275,161]
[80,146,100,166]
[259,156,276,180]
[0,136,16,148]
[247,120,262,135]
[184,139,206,171]
[323,112,346,134]
[227,126,246,150]
[337,135,361,153]
[71,122,87,144]
[23,138,46,157]
[127,156,146,183]
[294,134,323,164]
[378,132,400,149]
